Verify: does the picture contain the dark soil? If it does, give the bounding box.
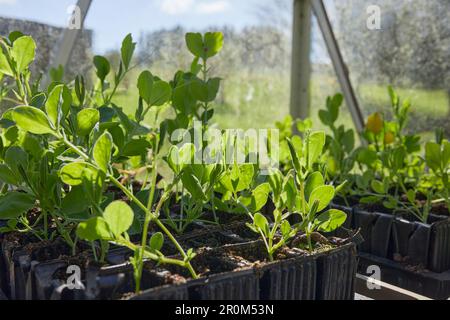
[201,210,248,225]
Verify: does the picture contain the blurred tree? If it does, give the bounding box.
[336,0,450,121]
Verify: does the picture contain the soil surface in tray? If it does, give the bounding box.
[114,249,255,300]
[2,232,90,263]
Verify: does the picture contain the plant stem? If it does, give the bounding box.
[61,134,199,282]
[135,135,160,293]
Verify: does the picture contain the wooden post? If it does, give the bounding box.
[290,0,312,121]
[42,0,92,88]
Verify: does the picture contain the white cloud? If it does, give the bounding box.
[159,0,231,16]
[0,0,17,5]
[160,0,194,15]
[196,1,230,14]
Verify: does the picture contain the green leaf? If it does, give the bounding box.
[11,36,36,73]
[406,190,416,204]
[190,78,221,103]
[267,169,283,197]
[5,146,28,177]
[137,71,154,104]
[305,172,324,201]
[327,94,343,123]
[286,138,301,173]
[185,33,204,58]
[60,162,98,186]
[307,131,325,168]
[442,141,450,168]
[297,118,313,133]
[0,47,13,76]
[103,201,134,237]
[425,142,441,172]
[239,183,270,212]
[0,164,17,185]
[190,80,208,102]
[342,130,355,154]
[94,55,110,82]
[30,92,46,109]
[149,80,171,106]
[45,85,72,126]
[219,164,254,193]
[93,132,113,173]
[251,183,271,212]
[254,213,269,233]
[121,139,151,157]
[0,192,35,220]
[357,149,377,166]
[77,108,100,137]
[319,110,331,126]
[76,217,111,242]
[309,185,335,212]
[11,106,56,135]
[281,220,292,238]
[314,209,347,233]
[181,169,207,201]
[61,186,90,216]
[207,78,221,101]
[121,33,136,70]
[204,32,224,58]
[371,180,386,194]
[149,232,164,251]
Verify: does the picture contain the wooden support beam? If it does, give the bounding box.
[42,0,92,87]
[311,0,366,134]
[290,0,312,121]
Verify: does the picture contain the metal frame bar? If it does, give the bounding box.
[311,0,366,134]
[42,0,92,87]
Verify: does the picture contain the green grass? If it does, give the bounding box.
[359,84,449,117]
[111,69,449,138]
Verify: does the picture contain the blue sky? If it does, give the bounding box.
[0,0,335,63]
[0,0,281,53]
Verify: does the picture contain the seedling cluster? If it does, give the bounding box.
[0,30,449,299]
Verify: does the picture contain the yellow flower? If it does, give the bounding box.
[384,132,395,145]
[366,113,383,135]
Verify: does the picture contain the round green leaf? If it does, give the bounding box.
[60,162,97,186]
[254,213,269,232]
[0,164,17,185]
[204,32,224,58]
[77,108,100,137]
[307,131,326,168]
[103,201,134,237]
[309,185,335,212]
[149,80,172,106]
[11,106,56,135]
[305,172,325,201]
[11,36,36,73]
[185,33,204,58]
[94,55,110,82]
[149,232,164,252]
[314,209,347,233]
[137,70,154,104]
[76,217,111,242]
[0,192,36,220]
